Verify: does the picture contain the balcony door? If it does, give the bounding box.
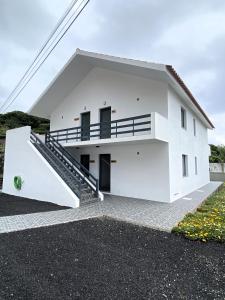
[100,107,111,139]
[99,154,111,192]
[81,112,90,141]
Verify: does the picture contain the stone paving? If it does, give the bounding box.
[0,181,222,234]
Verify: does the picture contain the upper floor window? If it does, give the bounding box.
[181,107,187,129]
[182,154,188,177]
[193,118,196,136]
[195,156,198,175]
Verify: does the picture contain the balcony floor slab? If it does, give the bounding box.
[62,134,168,148]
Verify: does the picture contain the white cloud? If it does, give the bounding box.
[155,12,225,55]
[208,113,225,145]
[0,0,225,144]
[184,69,216,96]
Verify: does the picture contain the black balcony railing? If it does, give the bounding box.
[49,114,151,143]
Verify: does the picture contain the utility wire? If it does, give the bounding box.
[1,0,89,113]
[0,0,79,112]
[13,0,88,96]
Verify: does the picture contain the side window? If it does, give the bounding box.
[193,118,196,136]
[182,154,188,177]
[181,107,187,129]
[195,156,198,175]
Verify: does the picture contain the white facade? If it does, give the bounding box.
[48,66,211,202]
[3,50,213,206]
[3,126,79,208]
[50,67,168,130]
[68,142,170,202]
[168,87,210,201]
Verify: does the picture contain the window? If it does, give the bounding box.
[195,157,198,175]
[181,107,187,129]
[182,154,188,177]
[193,118,196,136]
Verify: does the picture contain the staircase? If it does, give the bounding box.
[30,131,100,206]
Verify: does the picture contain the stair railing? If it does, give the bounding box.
[45,132,99,196]
[30,131,45,146]
[30,131,85,198]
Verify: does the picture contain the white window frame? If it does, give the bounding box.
[181,107,187,129]
[182,154,188,177]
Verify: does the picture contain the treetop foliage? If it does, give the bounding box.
[209,144,225,163]
[0,111,50,138]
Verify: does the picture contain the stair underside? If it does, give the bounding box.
[33,143,99,206]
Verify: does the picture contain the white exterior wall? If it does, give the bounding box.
[3,126,79,208]
[68,142,170,202]
[50,67,168,130]
[49,67,171,202]
[48,67,211,203]
[168,87,210,201]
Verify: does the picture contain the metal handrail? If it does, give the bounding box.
[49,113,151,143]
[50,113,151,133]
[30,131,45,145]
[30,131,99,197]
[45,132,99,195]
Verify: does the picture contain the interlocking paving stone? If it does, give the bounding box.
[0,181,222,234]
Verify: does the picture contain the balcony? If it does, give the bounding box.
[49,112,168,147]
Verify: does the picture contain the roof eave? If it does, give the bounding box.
[166,65,214,129]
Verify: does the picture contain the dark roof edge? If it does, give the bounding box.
[166,65,214,129]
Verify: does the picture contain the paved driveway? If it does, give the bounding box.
[0,182,222,234]
[102,181,223,231]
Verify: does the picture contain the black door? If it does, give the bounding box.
[80,154,90,176]
[99,154,111,192]
[81,112,90,141]
[100,107,111,139]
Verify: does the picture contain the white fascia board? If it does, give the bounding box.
[29,49,166,118]
[29,49,80,116]
[76,48,165,72]
[29,48,212,129]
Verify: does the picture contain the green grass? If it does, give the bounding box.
[172,184,225,242]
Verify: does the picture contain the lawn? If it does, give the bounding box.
[173,184,225,242]
[0,217,225,299]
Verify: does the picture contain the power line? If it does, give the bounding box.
[13,0,88,96]
[0,0,80,113]
[0,0,89,113]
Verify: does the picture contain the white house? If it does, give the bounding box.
[3,49,214,208]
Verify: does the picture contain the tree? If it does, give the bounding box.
[0,111,50,137]
[217,145,225,172]
[209,144,220,163]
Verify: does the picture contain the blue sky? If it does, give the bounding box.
[1,0,225,144]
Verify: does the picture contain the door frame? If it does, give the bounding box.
[99,106,111,139]
[99,153,111,192]
[81,111,90,141]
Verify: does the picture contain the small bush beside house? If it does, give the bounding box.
[173,184,225,242]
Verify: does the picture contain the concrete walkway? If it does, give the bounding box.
[0,181,222,234]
